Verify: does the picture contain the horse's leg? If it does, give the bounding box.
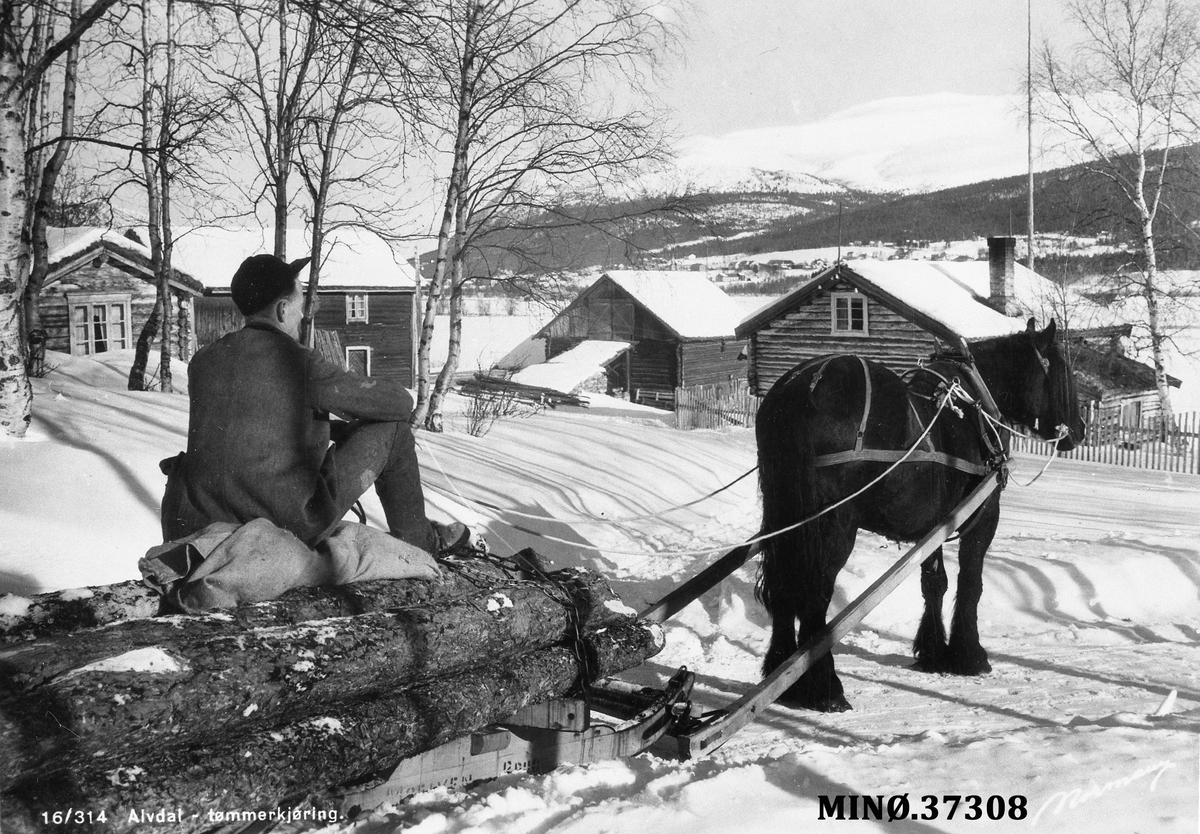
[945,492,1000,675]
[912,546,949,672]
[778,511,857,712]
[763,607,799,678]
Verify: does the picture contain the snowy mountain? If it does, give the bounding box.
[674,93,1057,195]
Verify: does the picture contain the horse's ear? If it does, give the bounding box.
[1025,317,1037,334]
[1032,319,1058,354]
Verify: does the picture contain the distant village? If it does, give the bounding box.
[629,232,1121,290]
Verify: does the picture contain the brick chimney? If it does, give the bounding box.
[987,235,1018,316]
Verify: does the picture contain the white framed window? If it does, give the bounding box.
[345,293,369,323]
[68,293,132,355]
[346,345,372,376]
[831,292,868,335]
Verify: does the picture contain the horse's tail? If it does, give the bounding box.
[754,380,825,617]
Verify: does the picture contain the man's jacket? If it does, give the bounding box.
[162,322,412,545]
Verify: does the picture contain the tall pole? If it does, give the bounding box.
[1027,0,1036,273]
[412,247,421,388]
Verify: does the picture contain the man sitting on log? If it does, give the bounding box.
[160,254,472,558]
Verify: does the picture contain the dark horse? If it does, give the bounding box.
[755,319,1084,712]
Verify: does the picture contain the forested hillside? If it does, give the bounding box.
[449,146,1200,276]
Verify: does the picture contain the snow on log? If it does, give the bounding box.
[0,582,161,643]
[2,619,664,834]
[0,569,627,788]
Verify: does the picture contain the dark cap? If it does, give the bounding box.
[230,254,312,316]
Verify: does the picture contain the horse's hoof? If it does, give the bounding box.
[779,690,854,713]
[946,648,991,675]
[911,655,948,674]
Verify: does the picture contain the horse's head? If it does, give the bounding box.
[1016,318,1085,452]
[972,319,1085,451]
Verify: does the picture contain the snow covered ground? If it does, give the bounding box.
[1,350,1198,833]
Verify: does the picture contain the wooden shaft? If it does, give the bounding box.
[678,472,1001,759]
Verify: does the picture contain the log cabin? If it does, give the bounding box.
[735,237,1177,421]
[519,270,748,407]
[1067,326,1182,428]
[40,228,203,361]
[739,236,1064,394]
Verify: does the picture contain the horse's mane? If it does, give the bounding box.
[965,330,1029,352]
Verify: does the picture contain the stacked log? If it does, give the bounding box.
[0,561,662,833]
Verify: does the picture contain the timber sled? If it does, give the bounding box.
[0,473,999,831]
[346,471,1001,817]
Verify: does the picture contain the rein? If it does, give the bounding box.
[414,352,1066,561]
[422,377,969,558]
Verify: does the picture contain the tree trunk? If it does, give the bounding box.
[411,166,461,427]
[411,8,476,428]
[1,567,630,783]
[25,0,82,340]
[0,561,608,642]
[155,281,172,392]
[1132,148,1175,432]
[0,581,164,644]
[126,299,161,390]
[0,60,35,438]
[425,196,468,431]
[3,620,662,834]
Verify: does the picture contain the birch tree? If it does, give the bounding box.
[294,0,422,347]
[1,0,122,438]
[22,0,82,344]
[1034,0,1200,429]
[222,0,320,256]
[126,0,226,391]
[411,0,677,431]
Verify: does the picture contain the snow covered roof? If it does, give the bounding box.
[510,340,629,394]
[46,227,204,294]
[168,227,417,291]
[737,260,1056,343]
[493,337,548,372]
[599,270,744,340]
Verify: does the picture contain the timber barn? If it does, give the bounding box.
[736,237,1053,396]
[182,228,419,387]
[40,228,203,361]
[529,270,748,406]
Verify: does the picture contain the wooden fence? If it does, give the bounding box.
[675,381,760,430]
[675,384,1198,474]
[1009,405,1200,474]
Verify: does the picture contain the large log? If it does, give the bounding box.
[3,620,664,834]
[0,569,629,787]
[0,557,571,644]
[1,567,623,689]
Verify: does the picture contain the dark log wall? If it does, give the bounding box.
[196,292,416,387]
[749,279,939,395]
[313,292,415,388]
[195,296,242,348]
[40,262,194,358]
[629,339,676,393]
[679,339,747,389]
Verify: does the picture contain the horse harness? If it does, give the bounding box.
[801,353,1010,484]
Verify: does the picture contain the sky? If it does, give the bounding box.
[661,0,1078,138]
